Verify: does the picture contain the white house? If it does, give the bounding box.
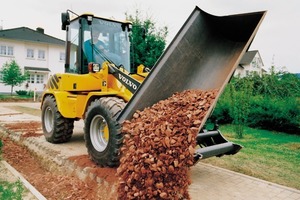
[235,50,266,77]
[0,27,65,93]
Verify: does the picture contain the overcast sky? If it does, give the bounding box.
[1,0,299,73]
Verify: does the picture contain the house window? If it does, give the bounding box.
[252,57,260,68]
[27,73,44,84]
[258,57,262,66]
[40,75,44,83]
[0,45,6,55]
[27,49,34,58]
[59,52,65,61]
[36,74,40,83]
[30,74,35,83]
[38,50,45,59]
[0,45,14,56]
[7,46,14,55]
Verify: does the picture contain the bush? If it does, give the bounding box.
[15,90,27,96]
[212,95,300,135]
[248,96,300,134]
[210,95,232,124]
[27,90,34,97]
[210,73,300,135]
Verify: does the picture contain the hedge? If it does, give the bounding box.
[210,95,300,135]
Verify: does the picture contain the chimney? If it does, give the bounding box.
[36,27,44,34]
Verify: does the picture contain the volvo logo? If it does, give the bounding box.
[118,74,138,91]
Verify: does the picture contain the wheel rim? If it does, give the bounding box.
[44,106,54,132]
[90,114,109,152]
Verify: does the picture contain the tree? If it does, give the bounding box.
[240,66,300,99]
[229,77,253,138]
[125,9,168,72]
[0,60,28,95]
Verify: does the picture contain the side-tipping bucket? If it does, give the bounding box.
[118,6,266,125]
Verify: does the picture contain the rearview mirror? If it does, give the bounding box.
[61,12,70,30]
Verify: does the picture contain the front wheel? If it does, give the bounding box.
[41,95,74,143]
[84,97,125,167]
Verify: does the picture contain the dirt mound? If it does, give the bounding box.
[1,136,100,200]
[117,89,217,199]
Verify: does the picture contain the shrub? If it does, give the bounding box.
[15,90,27,96]
[210,74,300,135]
[229,78,253,138]
[27,90,34,97]
[248,96,300,134]
[210,93,232,124]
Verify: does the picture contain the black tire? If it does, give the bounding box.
[84,97,125,167]
[41,95,74,143]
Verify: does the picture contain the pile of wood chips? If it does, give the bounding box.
[117,89,218,200]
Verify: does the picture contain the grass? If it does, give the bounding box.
[0,180,24,200]
[202,125,300,190]
[0,94,33,102]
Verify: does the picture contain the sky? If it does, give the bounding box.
[1,0,299,73]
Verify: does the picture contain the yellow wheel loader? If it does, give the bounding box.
[41,6,266,167]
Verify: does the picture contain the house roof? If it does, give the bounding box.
[24,66,51,72]
[0,27,64,46]
[240,50,258,65]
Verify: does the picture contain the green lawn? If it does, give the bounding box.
[202,125,300,190]
[0,94,33,102]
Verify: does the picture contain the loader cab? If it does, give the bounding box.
[62,12,132,74]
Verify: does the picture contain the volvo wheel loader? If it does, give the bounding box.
[41,6,266,167]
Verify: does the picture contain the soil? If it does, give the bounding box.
[0,121,117,200]
[0,97,34,103]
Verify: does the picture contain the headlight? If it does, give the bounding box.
[88,62,100,72]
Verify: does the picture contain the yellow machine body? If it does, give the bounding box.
[42,64,147,119]
[40,7,266,166]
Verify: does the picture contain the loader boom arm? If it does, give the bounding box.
[108,64,141,93]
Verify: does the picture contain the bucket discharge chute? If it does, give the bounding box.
[118,6,266,160]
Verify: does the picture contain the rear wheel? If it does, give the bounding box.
[41,95,74,143]
[84,97,125,167]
